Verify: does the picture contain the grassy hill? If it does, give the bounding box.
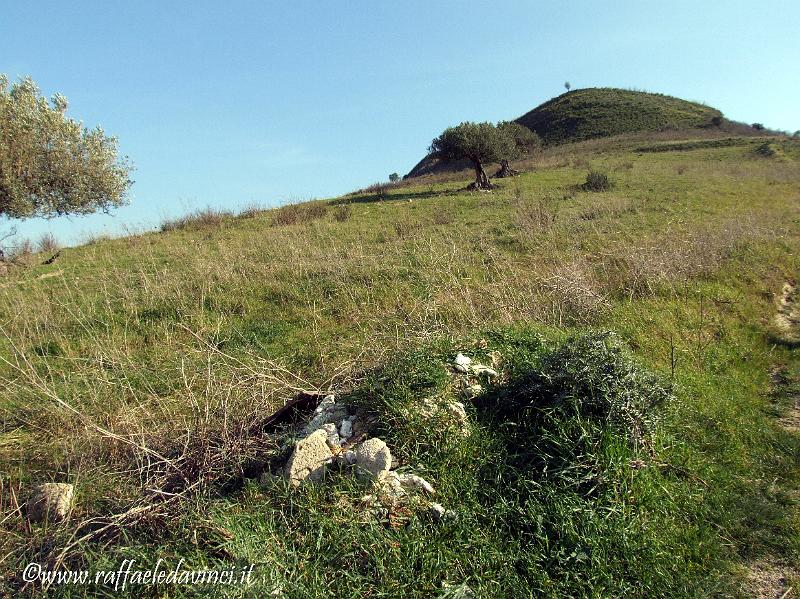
[516,87,722,145]
[1,134,799,596]
[406,88,731,179]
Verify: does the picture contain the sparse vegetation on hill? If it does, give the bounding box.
[0,131,799,596]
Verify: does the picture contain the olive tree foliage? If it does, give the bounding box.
[430,122,515,189]
[495,121,542,177]
[0,75,132,220]
[430,121,541,188]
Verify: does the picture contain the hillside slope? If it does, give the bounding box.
[1,135,799,597]
[406,88,725,179]
[516,87,721,145]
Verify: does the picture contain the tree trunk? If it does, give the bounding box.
[471,160,492,190]
[495,159,519,178]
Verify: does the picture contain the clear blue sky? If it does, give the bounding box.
[2,0,799,246]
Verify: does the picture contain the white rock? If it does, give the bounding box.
[453,353,472,373]
[321,423,341,448]
[28,483,74,522]
[355,438,392,480]
[315,394,336,414]
[344,450,357,465]
[396,473,435,495]
[471,364,498,378]
[284,429,333,486]
[339,419,353,440]
[463,383,482,399]
[428,502,446,520]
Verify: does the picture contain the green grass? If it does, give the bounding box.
[1,134,799,596]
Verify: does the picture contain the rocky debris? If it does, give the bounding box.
[339,417,353,440]
[321,423,341,448]
[452,353,499,379]
[302,394,347,436]
[355,438,392,480]
[462,383,483,400]
[285,429,333,486]
[453,353,472,373]
[27,483,74,522]
[395,473,435,495]
[419,397,471,436]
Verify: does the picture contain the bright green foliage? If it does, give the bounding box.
[0,75,132,219]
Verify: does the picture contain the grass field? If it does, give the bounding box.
[1,132,799,597]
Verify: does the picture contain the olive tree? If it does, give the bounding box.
[430,121,516,189]
[0,75,132,221]
[495,121,541,177]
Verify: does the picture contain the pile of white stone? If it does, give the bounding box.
[281,393,453,518]
[281,351,501,520]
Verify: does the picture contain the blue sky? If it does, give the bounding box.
[2,0,799,246]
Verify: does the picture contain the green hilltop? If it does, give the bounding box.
[515,87,722,145]
[407,87,725,178]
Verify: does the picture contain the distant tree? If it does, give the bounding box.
[710,115,723,127]
[388,172,400,183]
[751,122,765,131]
[0,75,132,221]
[564,81,571,92]
[430,122,516,190]
[794,130,800,139]
[495,121,542,177]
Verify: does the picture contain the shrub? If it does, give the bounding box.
[582,171,613,192]
[754,142,777,158]
[751,123,765,131]
[270,202,328,227]
[36,232,60,254]
[161,207,232,232]
[478,332,672,489]
[333,204,352,222]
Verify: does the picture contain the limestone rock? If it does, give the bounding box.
[28,483,74,522]
[339,418,353,440]
[285,429,333,486]
[355,438,392,480]
[321,423,341,448]
[453,353,472,373]
[395,473,435,495]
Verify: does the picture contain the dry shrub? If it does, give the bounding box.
[238,203,266,219]
[161,207,233,232]
[271,203,328,227]
[432,211,454,226]
[37,232,60,254]
[599,218,762,297]
[514,195,558,236]
[542,258,611,324]
[333,205,352,222]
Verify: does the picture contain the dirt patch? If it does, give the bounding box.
[775,282,800,343]
[744,559,797,599]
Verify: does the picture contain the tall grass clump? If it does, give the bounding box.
[270,202,328,227]
[160,207,233,232]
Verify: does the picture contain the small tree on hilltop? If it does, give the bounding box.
[430,122,516,190]
[389,172,400,183]
[0,75,132,223]
[564,81,571,92]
